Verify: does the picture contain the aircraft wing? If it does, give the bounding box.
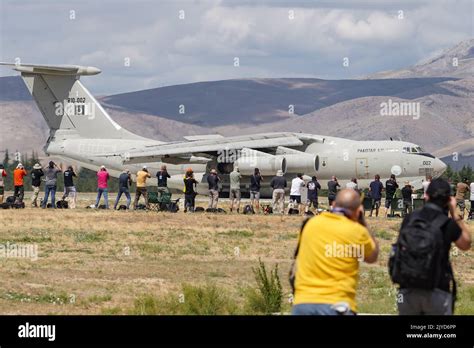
[98,133,311,164]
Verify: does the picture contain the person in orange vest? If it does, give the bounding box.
[13,163,27,203]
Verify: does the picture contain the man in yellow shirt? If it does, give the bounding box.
[292,189,379,315]
[133,166,151,210]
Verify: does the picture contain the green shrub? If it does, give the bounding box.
[131,283,237,315]
[245,259,283,314]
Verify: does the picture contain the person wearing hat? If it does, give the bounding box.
[0,163,7,204]
[13,163,28,203]
[207,168,220,209]
[30,163,44,207]
[62,165,77,209]
[229,166,242,213]
[183,168,198,212]
[270,169,287,214]
[401,181,413,217]
[114,169,132,210]
[134,165,151,210]
[95,165,110,209]
[42,161,62,209]
[156,164,171,198]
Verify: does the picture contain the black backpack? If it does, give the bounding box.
[6,196,15,204]
[56,200,68,209]
[389,207,448,290]
[243,204,254,215]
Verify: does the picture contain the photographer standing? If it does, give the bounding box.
[391,178,471,315]
[41,161,62,209]
[292,189,379,315]
[327,176,340,207]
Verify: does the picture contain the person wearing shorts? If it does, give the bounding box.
[306,176,321,212]
[290,173,305,214]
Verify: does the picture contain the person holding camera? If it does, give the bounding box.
[183,168,198,213]
[327,176,340,207]
[391,178,471,315]
[41,161,62,209]
[291,189,379,315]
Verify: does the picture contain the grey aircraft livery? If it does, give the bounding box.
[0,63,447,196]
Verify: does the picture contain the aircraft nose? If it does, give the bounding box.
[433,158,447,178]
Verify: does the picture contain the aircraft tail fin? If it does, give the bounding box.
[0,62,143,140]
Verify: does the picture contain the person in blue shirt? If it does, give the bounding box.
[369,174,384,217]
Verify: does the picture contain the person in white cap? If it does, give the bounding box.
[207,168,220,209]
[229,166,242,213]
[30,163,44,207]
[270,169,287,214]
[13,163,28,203]
[134,165,151,210]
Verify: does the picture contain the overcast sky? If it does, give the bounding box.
[0,0,472,94]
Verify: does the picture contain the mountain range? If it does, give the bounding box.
[1,39,473,169]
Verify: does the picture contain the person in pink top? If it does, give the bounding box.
[95,165,110,209]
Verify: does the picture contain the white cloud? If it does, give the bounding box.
[0,0,471,94]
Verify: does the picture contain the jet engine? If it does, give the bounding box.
[234,148,286,176]
[275,146,318,174]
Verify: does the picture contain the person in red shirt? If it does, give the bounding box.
[13,163,27,203]
[0,163,7,204]
[95,165,110,209]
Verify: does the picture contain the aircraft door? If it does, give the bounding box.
[355,158,369,179]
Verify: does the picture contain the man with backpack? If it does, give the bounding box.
[249,168,262,213]
[390,178,471,315]
[30,163,44,207]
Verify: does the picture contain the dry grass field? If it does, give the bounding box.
[0,193,472,315]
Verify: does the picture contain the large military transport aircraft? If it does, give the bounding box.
[1,62,447,196]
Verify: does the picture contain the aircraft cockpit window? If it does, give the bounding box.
[411,147,418,153]
[415,146,424,153]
